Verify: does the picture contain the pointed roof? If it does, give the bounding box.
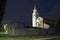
[33,4,37,12]
[34,5,36,9]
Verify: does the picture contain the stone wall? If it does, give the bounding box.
[7,23,46,36]
[8,27,45,36]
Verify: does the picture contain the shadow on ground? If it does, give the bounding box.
[46,37,60,40]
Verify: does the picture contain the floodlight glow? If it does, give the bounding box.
[4,24,8,33]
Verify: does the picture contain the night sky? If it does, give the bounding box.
[2,0,60,26]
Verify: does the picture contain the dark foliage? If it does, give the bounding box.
[0,0,7,31]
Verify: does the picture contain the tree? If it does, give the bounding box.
[55,19,60,34]
[0,0,7,31]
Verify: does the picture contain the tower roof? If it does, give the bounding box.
[33,5,37,13]
[34,5,37,10]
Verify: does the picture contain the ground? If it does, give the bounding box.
[0,34,60,40]
[0,32,60,40]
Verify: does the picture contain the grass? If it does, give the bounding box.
[0,35,60,40]
[0,32,60,40]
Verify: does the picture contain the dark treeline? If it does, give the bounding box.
[0,0,7,31]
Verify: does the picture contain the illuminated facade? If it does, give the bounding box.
[32,5,39,27]
[32,5,50,29]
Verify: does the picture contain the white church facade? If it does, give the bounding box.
[32,5,50,29]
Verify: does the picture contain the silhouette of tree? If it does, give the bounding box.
[55,19,60,34]
[0,0,6,31]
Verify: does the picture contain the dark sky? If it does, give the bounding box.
[2,0,60,26]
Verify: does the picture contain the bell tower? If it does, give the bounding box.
[32,5,39,27]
